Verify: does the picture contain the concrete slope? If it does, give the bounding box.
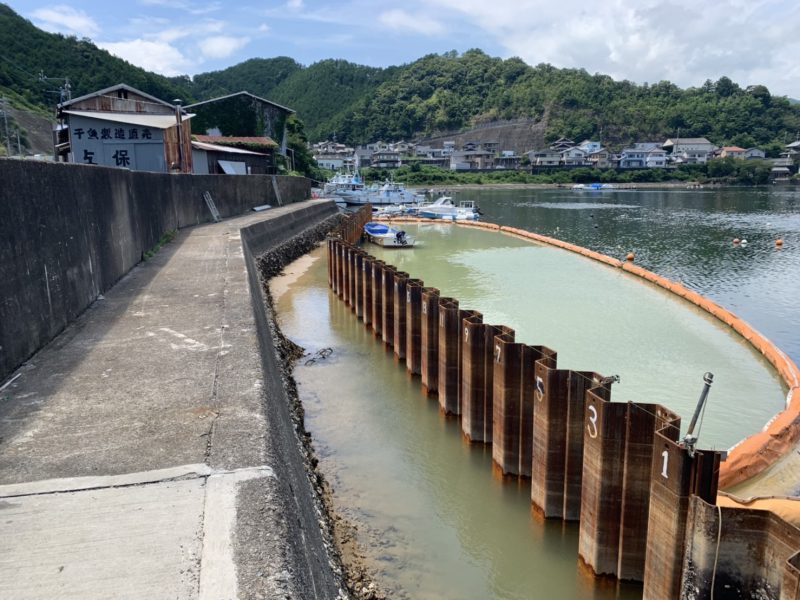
[0,200,341,599]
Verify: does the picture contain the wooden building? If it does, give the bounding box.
[55,84,193,173]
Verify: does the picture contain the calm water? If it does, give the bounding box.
[471,187,800,366]
[275,187,795,599]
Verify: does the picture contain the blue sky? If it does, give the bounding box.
[8,1,800,98]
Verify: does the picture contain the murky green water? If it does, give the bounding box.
[275,211,787,599]
[470,186,800,367]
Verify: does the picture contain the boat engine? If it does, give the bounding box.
[395,230,408,246]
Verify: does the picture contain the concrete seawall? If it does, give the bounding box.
[1,162,346,598]
[0,159,309,381]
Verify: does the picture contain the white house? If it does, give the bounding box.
[663,138,716,164]
[620,143,665,169]
[744,148,766,160]
[526,148,561,166]
[561,147,587,166]
[578,140,603,154]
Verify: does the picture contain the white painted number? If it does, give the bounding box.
[422,303,427,314]
[464,327,469,341]
[661,450,669,479]
[495,344,502,363]
[407,290,411,302]
[535,376,544,401]
[587,405,598,439]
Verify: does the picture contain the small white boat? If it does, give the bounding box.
[363,222,415,247]
[417,196,480,221]
[572,183,616,191]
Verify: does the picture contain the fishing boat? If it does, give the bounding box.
[417,196,480,221]
[324,170,366,201]
[343,181,423,206]
[363,222,415,247]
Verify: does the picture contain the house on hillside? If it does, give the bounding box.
[354,147,373,168]
[55,83,193,173]
[372,149,402,169]
[449,149,494,170]
[663,137,715,164]
[495,151,520,169]
[549,137,575,152]
[578,140,603,154]
[744,148,766,160]
[561,147,587,166]
[185,91,294,159]
[525,148,561,166]
[585,148,613,169]
[718,146,746,159]
[619,143,666,169]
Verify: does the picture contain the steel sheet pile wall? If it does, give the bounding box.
[324,233,800,598]
[679,497,800,599]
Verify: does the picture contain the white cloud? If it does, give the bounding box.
[152,20,224,43]
[258,23,270,33]
[429,0,800,96]
[138,0,221,14]
[379,9,444,36]
[31,5,100,38]
[287,0,304,9]
[199,36,251,59]
[99,39,194,76]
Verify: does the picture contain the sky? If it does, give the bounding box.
[8,0,800,98]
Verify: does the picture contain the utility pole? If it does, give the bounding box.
[16,129,21,156]
[173,99,183,172]
[0,97,11,156]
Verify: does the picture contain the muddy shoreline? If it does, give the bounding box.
[257,216,388,600]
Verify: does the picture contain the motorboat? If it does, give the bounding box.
[572,183,616,190]
[363,222,415,247]
[342,181,423,206]
[417,196,480,221]
[324,170,366,200]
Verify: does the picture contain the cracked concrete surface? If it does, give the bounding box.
[0,201,342,599]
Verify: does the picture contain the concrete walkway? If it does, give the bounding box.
[0,202,338,599]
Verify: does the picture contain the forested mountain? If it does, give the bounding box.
[0,4,191,114]
[2,3,799,154]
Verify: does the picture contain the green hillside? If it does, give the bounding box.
[2,2,799,155]
[0,4,192,114]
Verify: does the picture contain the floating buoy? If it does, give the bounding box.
[733,238,740,245]
[626,252,635,262]
[741,239,748,246]
[776,239,784,247]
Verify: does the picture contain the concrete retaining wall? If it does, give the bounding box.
[241,201,342,598]
[0,159,310,381]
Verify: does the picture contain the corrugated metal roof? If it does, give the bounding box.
[63,110,194,129]
[191,140,265,155]
[59,84,176,110]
